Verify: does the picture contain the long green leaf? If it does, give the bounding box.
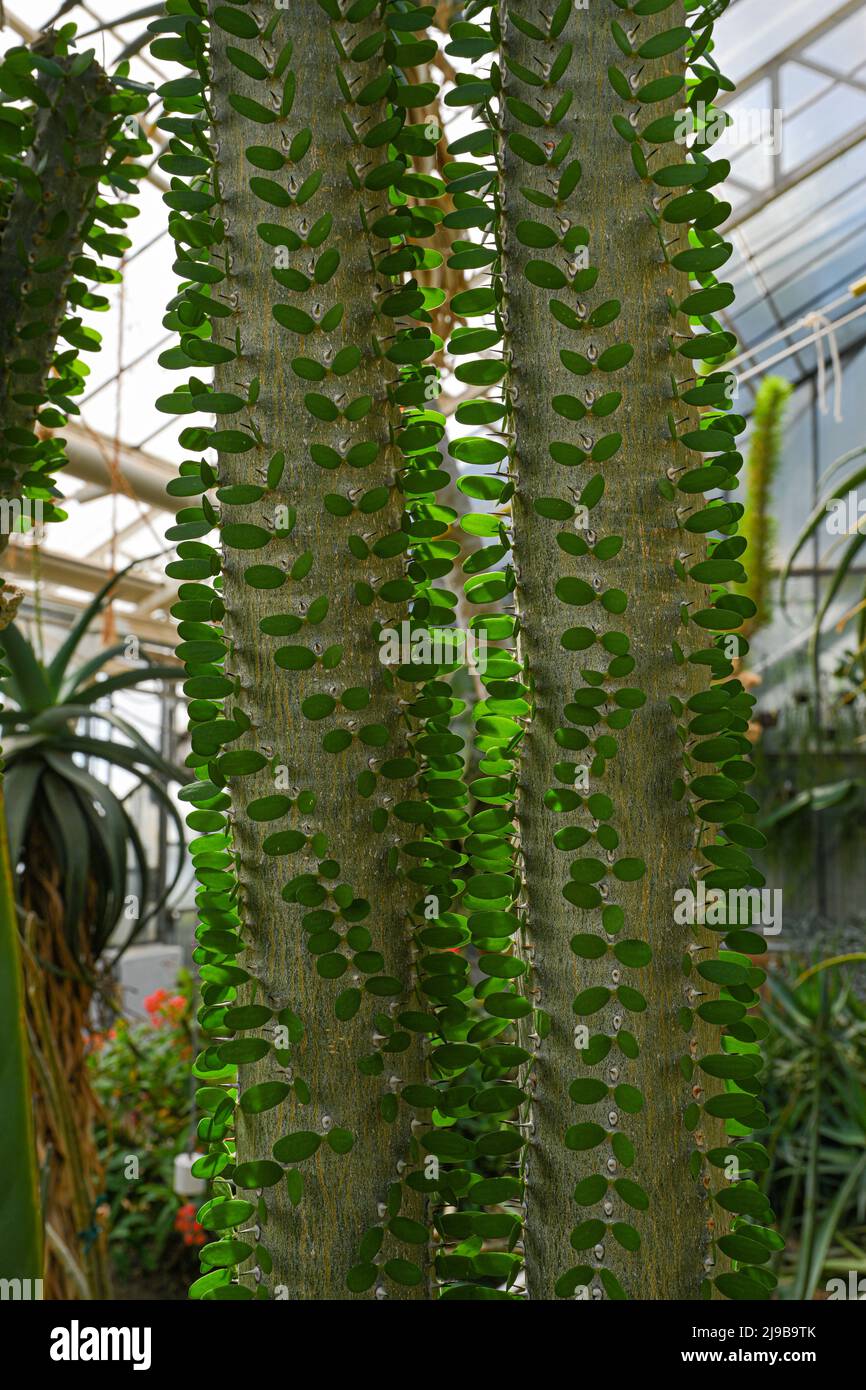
[0,734,46,758]
[807,527,866,682]
[0,624,52,714]
[820,443,866,489]
[80,796,127,947]
[59,642,132,701]
[111,808,151,960]
[41,772,89,943]
[42,752,130,957]
[38,749,187,961]
[795,954,866,987]
[3,758,44,867]
[805,1153,866,1299]
[791,1045,822,1303]
[69,665,182,706]
[0,787,43,1281]
[759,779,859,828]
[77,4,164,37]
[779,460,866,614]
[84,707,185,784]
[51,726,191,786]
[45,554,162,695]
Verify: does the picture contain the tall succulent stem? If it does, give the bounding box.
[157,0,447,1300]
[497,0,774,1300]
[0,33,146,558]
[209,0,426,1300]
[738,374,791,635]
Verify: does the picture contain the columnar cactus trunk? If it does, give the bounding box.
[0,36,113,558]
[498,0,774,1300]
[158,0,446,1299]
[208,0,428,1301]
[503,0,714,1301]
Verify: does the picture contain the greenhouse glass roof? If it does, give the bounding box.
[1,0,865,663]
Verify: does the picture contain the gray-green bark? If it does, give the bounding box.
[503,2,730,1299]
[208,0,426,1300]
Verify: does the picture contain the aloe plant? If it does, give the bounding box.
[1,564,187,957]
[0,563,186,1297]
[759,960,866,1299]
[155,0,776,1301]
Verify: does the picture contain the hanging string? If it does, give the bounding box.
[726,276,866,418]
[801,310,844,423]
[737,299,866,394]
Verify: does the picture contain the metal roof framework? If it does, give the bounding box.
[1,0,865,650]
[715,0,866,397]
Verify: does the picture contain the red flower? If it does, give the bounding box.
[144,987,188,1029]
[144,987,169,1025]
[174,1202,206,1247]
